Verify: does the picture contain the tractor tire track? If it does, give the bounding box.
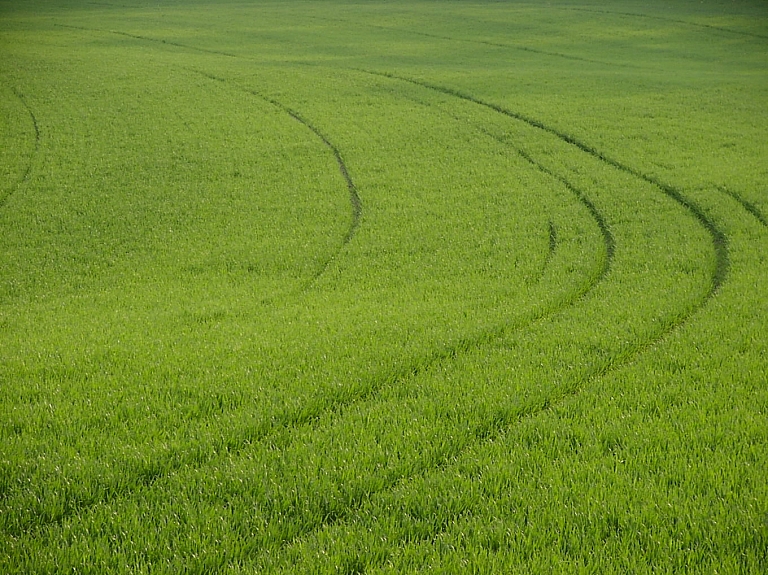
[0,85,40,210]
[565,7,768,41]
[529,219,557,285]
[10,22,723,552]
[4,9,748,567]
[716,186,768,229]
[55,24,243,59]
[187,68,362,289]
[177,84,619,569]
[0,63,360,537]
[310,15,639,69]
[51,24,359,285]
[4,65,613,540]
[235,71,733,570]
[364,69,729,300]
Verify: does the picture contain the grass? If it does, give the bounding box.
[1,0,767,572]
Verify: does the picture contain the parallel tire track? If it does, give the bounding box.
[529,220,557,285]
[179,75,625,569]
[9,22,725,553]
[310,15,637,69]
[0,66,361,536]
[364,70,729,301]
[55,24,243,59]
[717,186,768,229]
[53,23,360,285]
[232,70,731,568]
[4,65,614,540]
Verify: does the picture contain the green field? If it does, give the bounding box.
[1,0,767,572]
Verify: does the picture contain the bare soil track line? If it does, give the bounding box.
[0,85,40,210]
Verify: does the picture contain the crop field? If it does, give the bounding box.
[1,0,767,572]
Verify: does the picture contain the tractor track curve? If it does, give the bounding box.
[309,14,640,69]
[564,7,768,41]
[716,186,768,229]
[363,70,729,300]
[186,68,363,291]
[220,69,734,567]
[0,84,40,210]
[4,60,615,540]
[9,19,733,557]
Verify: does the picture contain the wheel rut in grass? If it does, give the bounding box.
[0,84,40,209]
[5,63,614,540]
[219,70,732,566]
[13,17,729,555]
[3,10,765,572]
[366,70,729,301]
[56,18,633,72]
[309,15,638,69]
[188,68,362,290]
[52,24,362,286]
[157,81,619,569]
[0,67,361,537]
[716,186,768,229]
[530,219,557,285]
[55,24,243,59]
[564,7,768,41]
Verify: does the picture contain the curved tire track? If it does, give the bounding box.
[52,22,362,287]
[3,9,750,567]
[716,185,768,229]
[5,64,614,540]
[55,24,243,59]
[565,7,768,41]
[16,16,721,554]
[310,15,638,69]
[0,85,40,209]
[364,70,729,300]
[230,69,731,568]
[8,22,726,553]
[529,219,557,285]
[188,68,362,289]
[177,81,620,569]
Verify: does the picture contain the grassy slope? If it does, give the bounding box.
[1,0,766,573]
